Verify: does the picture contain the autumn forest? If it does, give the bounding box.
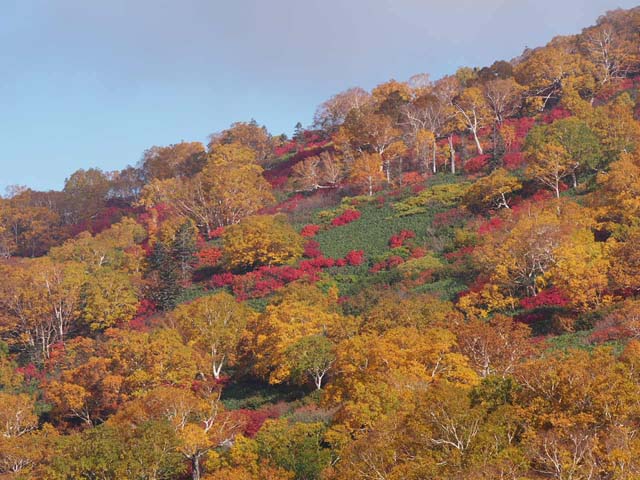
[3,6,640,480]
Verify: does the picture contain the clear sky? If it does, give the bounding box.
[1,0,638,192]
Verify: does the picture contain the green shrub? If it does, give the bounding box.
[397,253,444,280]
[393,182,470,217]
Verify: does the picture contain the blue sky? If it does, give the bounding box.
[1,0,637,192]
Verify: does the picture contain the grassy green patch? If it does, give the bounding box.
[545,330,626,355]
[410,278,468,300]
[314,202,435,259]
[175,285,209,304]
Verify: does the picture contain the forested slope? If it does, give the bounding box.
[2,7,640,479]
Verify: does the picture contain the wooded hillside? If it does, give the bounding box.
[2,7,640,479]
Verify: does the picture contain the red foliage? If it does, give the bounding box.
[210,272,235,288]
[433,208,466,228]
[136,299,156,317]
[299,256,335,271]
[264,142,332,189]
[16,363,44,383]
[519,287,569,310]
[589,326,629,344]
[301,130,324,144]
[244,276,285,299]
[478,217,504,235]
[303,240,323,258]
[369,262,386,273]
[228,256,347,301]
[503,152,525,170]
[389,230,416,248]
[507,117,536,139]
[345,250,365,266]
[230,275,258,300]
[137,204,174,234]
[531,189,555,202]
[202,243,366,301]
[274,140,298,157]
[402,172,427,185]
[234,409,272,438]
[465,154,491,174]
[436,134,462,148]
[127,299,156,331]
[500,117,536,160]
[272,266,307,283]
[263,158,298,189]
[476,126,490,138]
[387,255,404,268]
[69,205,139,237]
[331,209,361,226]
[196,247,222,267]
[233,403,289,438]
[268,175,289,189]
[208,226,225,239]
[542,107,572,124]
[301,224,321,238]
[594,77,636,104]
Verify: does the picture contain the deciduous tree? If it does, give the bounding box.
[172,292,252,379]
[221,215,304,270]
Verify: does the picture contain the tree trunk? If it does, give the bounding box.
[212,361,223,380]
[192,457,201,480]
[448,136,456,174]
[500,192,510,209]
[432,142,437,174]
[472,128,483,155]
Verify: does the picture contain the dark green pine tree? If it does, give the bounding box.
[293,122,305,144]
[172,221,197,282]
[492,125,507,170]
[147,240,181,311]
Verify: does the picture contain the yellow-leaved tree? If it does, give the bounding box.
[172,292,253,380]
[139,142,274,236]
[349,153,385,196]
[326,326,478,433]
[246,283,341,386]
[221,214,304,270]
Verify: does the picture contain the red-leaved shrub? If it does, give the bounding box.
[389,230,416,248]
[303,240,323,258]
[331,209,361,226]
[345,250,365,266]
[208,226,225,239]
[197,247,222,267]
[519,287,569,310]
[465,154,491,174]
[301,224,321,237]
